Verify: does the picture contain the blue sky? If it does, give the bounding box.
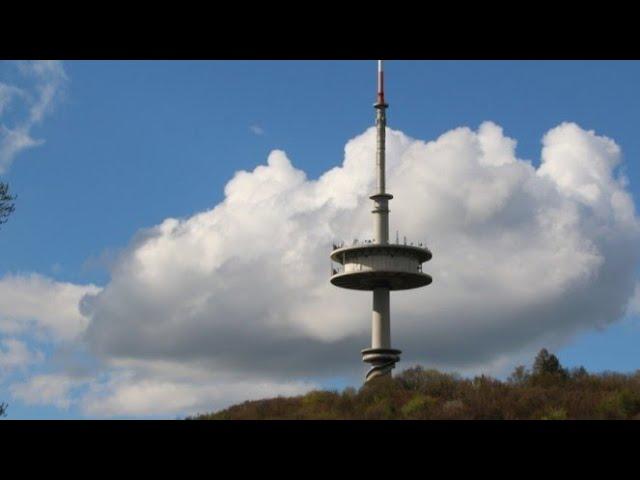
[1,60,640,419]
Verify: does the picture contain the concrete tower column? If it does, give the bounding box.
[361,60,401,383]
[372,61,391,354]
[330,60,432,384]
[373,197,390,244]
[372,288,390,349]
[330,60,432,385]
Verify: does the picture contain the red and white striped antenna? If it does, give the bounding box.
[377,59,385,105]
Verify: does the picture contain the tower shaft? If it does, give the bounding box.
[372,288,390,349]
[372,61,391,354]
[371,61,391,356]
[363,60,398,382]
[329,60,432,385]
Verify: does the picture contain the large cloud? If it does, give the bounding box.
[3,120,639,417]
[81,122,639,383]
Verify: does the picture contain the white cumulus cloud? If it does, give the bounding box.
[75,121,640,412]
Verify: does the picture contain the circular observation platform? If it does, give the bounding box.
[330,243,432,291]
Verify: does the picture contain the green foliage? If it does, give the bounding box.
[597,394,626,419]
[529,349,569,387]
[597,389,640,419]
[532,349,567,377]
[395,366,462,397]
[191,350,640,420]
[0,402,7,418]
[364,397,395,420]
[400,394,437,419]
[533,349,558,374]
[540,407,567,420]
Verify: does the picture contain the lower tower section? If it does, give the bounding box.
[361,347,402,382]
[330,242,431,383]
[361,287,400,380]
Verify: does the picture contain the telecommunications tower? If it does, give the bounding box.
[330,60,432,383]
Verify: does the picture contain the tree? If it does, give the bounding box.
[508,365,530,385]
[532,348,567,378]
[569,366,589,380]
[0,182,16,227]
[0,402,7,418]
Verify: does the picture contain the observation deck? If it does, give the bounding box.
[330,239,432,291]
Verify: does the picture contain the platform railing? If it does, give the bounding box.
[331,236,429,251]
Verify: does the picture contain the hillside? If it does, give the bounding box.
[191,350,640,420]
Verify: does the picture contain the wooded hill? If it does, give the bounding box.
[191,350,640,420]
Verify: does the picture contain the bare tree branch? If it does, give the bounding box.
[0,182,16,228]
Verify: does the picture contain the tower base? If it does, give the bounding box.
[361,348,401,383]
